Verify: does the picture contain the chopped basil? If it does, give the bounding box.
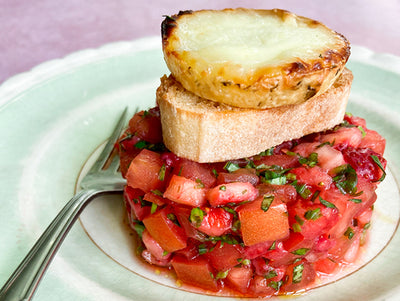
[292,223,302,233]
[134,140,165,152]
[224,161,240,172]
[162,250,169,256]
[364,222,371,230]
[190,208,205,227]
[205,234,239,245]
[261,195,274,212]
[292,263,304,284]
[298,152,318,167]
[195,178,205,188]
[150,203,157,214]
[219,185,227,191]
[268,280,283,291]
[332,164,358,195]
[358,125,366,138]
[319,196,338,209]
[291,248,309,256]
[237,258,251,266]
[316,141,334,148]
[264,270,278,279]
[151,189,163,196]
[370,155,386,182]
[198,244,208,255]
[304,208,322,220]
[231,219,241,232]
[158,164,166,181]
[294,215,305,226]
[132,222,145,238]
[259,165,291,185]
[310,190,320,203]
[291,181,312,199]
[344,227,355,239]
[216,270,229,279]
[212,168,219,178]
[349,198,362,203]
[167,213,180,226]
[269,241,276,250]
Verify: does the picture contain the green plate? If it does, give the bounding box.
[1,36,400,300]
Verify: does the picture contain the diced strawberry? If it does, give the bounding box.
[141,229,171,261]
[226,266,253,293]
[175,158,217,188]
[344,114,367,128]
[257,184,297,203]
[207,182,258,206]
[126,149,166,193]
[142,207,187,252]
[163,175,208,207]
[238,196,289,246]
[217,168,259,186]
[320,127,363,149]
[206,241,243,270]
[171,255,219,291]
[197,207,233,237]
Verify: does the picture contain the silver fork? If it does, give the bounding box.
[0,108,129,301]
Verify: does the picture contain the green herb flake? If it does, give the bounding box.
[370,155,386,182]
[132,222,145,238]
[358,126,366,138]
[298,152,318,167]
[151,189,163,196]
[216,270,229,279]
[268,280,283,291]
[293,223,302,233]
[291,248,310,256]
[349,198,362,203]
[295,215,305,226]
[269,241,277,250]
[198,244,208,255]
[195,178,205,188]
[224,161,240,172]
[158,164,166,181]
[319,196,338,209]
[344,227,355,239]
[292,263,304,284]
[304,208,322,220]
[332,164,358,195]
[219,185,227,191]
[212,168,219,178]
[162,250,169,256]
[261,195,274,212]
[190,208,205,228]
[150,203,158,214]
[264,270,278,279]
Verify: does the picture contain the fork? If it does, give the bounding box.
[0,108,129,301]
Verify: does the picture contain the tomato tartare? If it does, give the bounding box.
[117,107,386,297]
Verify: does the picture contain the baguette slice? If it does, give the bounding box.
[162,8,350,109]
[157,68,353,163]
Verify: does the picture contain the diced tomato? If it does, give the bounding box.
[141,229,171,261]
[205,241,243,271]
[226,266,253,293]
[171,255,219,291]
[257,184,297,203]
[207,182,258,207]
[281,260,316,293]
[174,241,200,260]
[243,240,274,259]
[173,206,205,240]
[143,191,166,206]
[123,186,150,221]
[292,142,320,158]
[217,168,259,186]
[253,154,299,169]
[128,109,163,144]
[314,144,346,172]
[197,207,233,237]
[288,201,339,240]
[126,149,165,193]
[249,275,277,297]
[282,232,308,253]
[314,257,338,275]
[290,166,333,190]
[238,196,289,246]
[142,207,187,252]
[163,175,208,207]
[174,158,217,188]
[359,129,386,155]
[320,127,363,149]
[344,114,367,128]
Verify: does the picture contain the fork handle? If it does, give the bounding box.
[0,189,101,301]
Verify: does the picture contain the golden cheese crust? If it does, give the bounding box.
[162,8,350,109]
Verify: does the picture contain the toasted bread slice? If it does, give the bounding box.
[157,68,353,163]
[162,9,350,109]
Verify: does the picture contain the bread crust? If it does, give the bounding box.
[162,9,350,109]
[157,68,353,163]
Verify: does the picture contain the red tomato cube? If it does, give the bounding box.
[171,255,219,291]
[197,207,233,237]
[125,149,165,193]
[226,266,253,293]
[238,196,289,246]
[163,175,208,207]
[205,241,243,271]
[207,182,258,207]
[142,207,187,253]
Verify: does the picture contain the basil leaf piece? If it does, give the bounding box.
[261,195,274,212]
[190,208,205,227]
[292,263,304,283]
[332,164,358,195]
[224,161,240,172]
[291,248,310,256]
[304,208,321,220]
[370,155,386,182]
[319,196,338,210]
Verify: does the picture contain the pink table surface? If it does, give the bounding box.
[1,0,399,85]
